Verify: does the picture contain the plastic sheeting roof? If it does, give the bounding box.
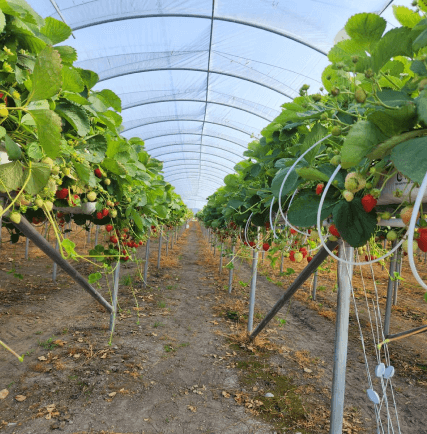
[27,0,405,210]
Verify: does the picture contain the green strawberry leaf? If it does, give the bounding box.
[341,120,387,169]
[23,162,50,195]
[62,66,84,93]
[333,198,377,247]
[4,134,22,160]
[55,102,90,137]
[0,161,25,192]
[40,17,71,44]
[28,109,62,158]
[391,136,427,184]
[392,5,422,28]
[55,46,77,65]
[30,46,62,101]
[344,13,386,50]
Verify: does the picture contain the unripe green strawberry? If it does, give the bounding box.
[87,191,97,202]
[331,126,342,136]
[330,155,341,166]
[355,87,366,103]
[309,230,319,240]
[35,198,44,208]
[312,93,321,102]
[0,104,8,117]
[44,201,53,212]
[63,167,71,176]
[320,113,328,121]
[294,252,303,263]
[401,206,420,225]
[402,239,418,252]
[51,165,60,175]
[365,182,373,189]
[329,235,338,242]
[126,197,131,203]
[387,230,398,241]
[42,157,54,168]
[9,211,21,224]
[110,209,117,218]
[331,87,340,97]
[357,247,364,255]
[344,172,366,193]
[104,178,111,186]
[381,211,391,220]
[342,190,354,202]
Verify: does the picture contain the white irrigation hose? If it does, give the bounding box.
[278,134,332,234]
[316,165,406,266]
[407,171,427,291]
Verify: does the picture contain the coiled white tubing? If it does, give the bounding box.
[406,170,427,291]
[316,164,406,266]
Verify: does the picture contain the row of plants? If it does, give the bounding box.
[0,0,190,262]
[198,4,427,256]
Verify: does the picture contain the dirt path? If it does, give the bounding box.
[0,223,274,434]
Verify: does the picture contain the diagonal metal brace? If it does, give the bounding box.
[12,216,113,314]
[249,240,338,341]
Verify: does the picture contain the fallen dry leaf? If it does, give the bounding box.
[0,389,9,400]
[53,339,66,347]
[73,354,80,359]
[38,356,47,361]
[187,405,197,413]
[222,391,230,398]
[15,395,26,402]
[108,392,117,397]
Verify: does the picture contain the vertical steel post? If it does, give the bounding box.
[52,239,59,282]
[219,242,223,274]
[228,244,235,294]
[393,248,402,306]
[25,238,29,260]
[261,250,265,263]
[170,230,174,250]
[43,221,49,238]
[95,225,99,246]
[312,270,318,301]
[109,261,121,332]
[175,226,178,242]
[166,234,169,256]
[330,240,354,434]
[280,251,284,274]
[247,245,259,333]
[143,238,150,288]
[384,241,398,336]
[0,216,2,245]
[157,232,162,269]
[86,224,91,245]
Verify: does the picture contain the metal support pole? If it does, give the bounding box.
[312,270,318,301]
[247,246,259,333]
[11,216,113,313]
[250,240,338,340]
[95,225,99,246]
[52,239,60,282]
[219,242,223,274]
[109,261,121,332]
[143,238,150,288]
[25,237,29,260]
[261,250,265,263]
[0,216,2,245]
[392,248,402,306]
[43,221,49,238]
[330,240,354,434]
[280,251,284,274]
[170,231,174,250]
[166,234,169,256]
[384,241,398,336]
[175,226,178,242]
[228,244,235,294]
[86,224,91,245]
[157,233,162,269]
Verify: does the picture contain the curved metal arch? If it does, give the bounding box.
[123,99,273,122]
[168,175,223,186]
[162,160,234,172]
[162,157,235,169]
[98,68,292,98]
[151,147,242,161]
[143,132,249,146]
[158,150,238,165]
[123,118,253,135]
[164,167,226,178]
[72,14,328,56]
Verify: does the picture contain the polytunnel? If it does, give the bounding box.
[26,0,402,211]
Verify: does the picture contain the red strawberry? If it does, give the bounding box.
[365,255,369,261]
[106,224,113,232]
[262,243,270,251]
[299,247,308,258]
[102,208,109,217]
[96,212,103,220]
[290,251,296,262]
[417,229,427,252]
[265,222,270,230]
[110,236,118,243]
[307,256,313,262]
[151,225,156,230]
[57,212,64,218]
[361,194,377,213]
[123,228,129,233]
[329,224,340,237]
[249,241,255,247]
[243,241,248,246]
[290,229,297,235]
[139,240,143,245]
[316,183,324,195]
[94,168,102,178]
[55,188,69,200]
